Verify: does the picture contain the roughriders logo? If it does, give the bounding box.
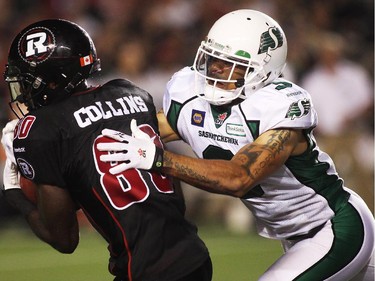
[258,27,284,54]
[285,99,311,120]
[18,26,55,64]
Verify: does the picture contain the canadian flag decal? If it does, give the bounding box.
[80,54,93,66]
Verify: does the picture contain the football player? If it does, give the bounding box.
[1,19,212,281]
[98,10,374,280]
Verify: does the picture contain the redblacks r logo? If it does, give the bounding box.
[18,26,55,64]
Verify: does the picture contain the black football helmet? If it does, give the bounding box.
[4,19,100,116]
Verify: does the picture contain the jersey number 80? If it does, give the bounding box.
[93,128,173,210]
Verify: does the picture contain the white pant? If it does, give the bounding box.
[259,190,374,281]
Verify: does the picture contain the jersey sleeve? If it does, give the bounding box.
[14,115,67,187]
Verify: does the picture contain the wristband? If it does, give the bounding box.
[152,147,164,171]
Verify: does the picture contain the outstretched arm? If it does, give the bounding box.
[157,110,180,143]
[161,129,305,197]
[98,120,307,197]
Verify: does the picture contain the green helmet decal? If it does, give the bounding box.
[235,50,251,59]
[258,27,284,54]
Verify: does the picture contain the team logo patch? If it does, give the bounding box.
[191,110,205,127]
[17,158,35,180]
[138,148,146,158]
[226,123,245,136]
[215,112,228,126]
[285,98,311,120]
[18,26,56,64]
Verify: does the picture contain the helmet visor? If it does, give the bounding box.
[4,65,24,102]
[4,64,46,113]
[6,77,23,102]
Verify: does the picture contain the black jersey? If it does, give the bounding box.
[13,79,209,281]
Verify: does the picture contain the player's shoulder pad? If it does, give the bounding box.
[240,78,317,130]
[166,67,195,101]
[245,78,312,108]
[167,67,194,87]
[104,78,138,89]
[103,78,153,100]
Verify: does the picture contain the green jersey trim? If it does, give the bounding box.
[285,131,350,212]
[166,96,200,138]
[294,203,364,280]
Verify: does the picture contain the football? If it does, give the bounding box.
[19,175,38,204]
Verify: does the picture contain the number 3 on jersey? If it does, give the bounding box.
[93,134,173,210]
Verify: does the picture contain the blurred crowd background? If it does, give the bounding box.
[0,0,373,233]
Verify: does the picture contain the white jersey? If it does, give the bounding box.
[163,67,350,240]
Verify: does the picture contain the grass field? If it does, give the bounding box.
[0,222,282,281]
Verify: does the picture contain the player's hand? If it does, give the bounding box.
[1,120,21,191]
[97,119,164,174]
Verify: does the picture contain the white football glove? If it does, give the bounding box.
[2,159,20,191]
[1,119,20,191]
[97,119,163,175]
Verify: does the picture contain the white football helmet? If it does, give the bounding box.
[193,9,287,106]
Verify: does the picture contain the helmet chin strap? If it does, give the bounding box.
[26,72,86,109]
[64,72,83,93]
